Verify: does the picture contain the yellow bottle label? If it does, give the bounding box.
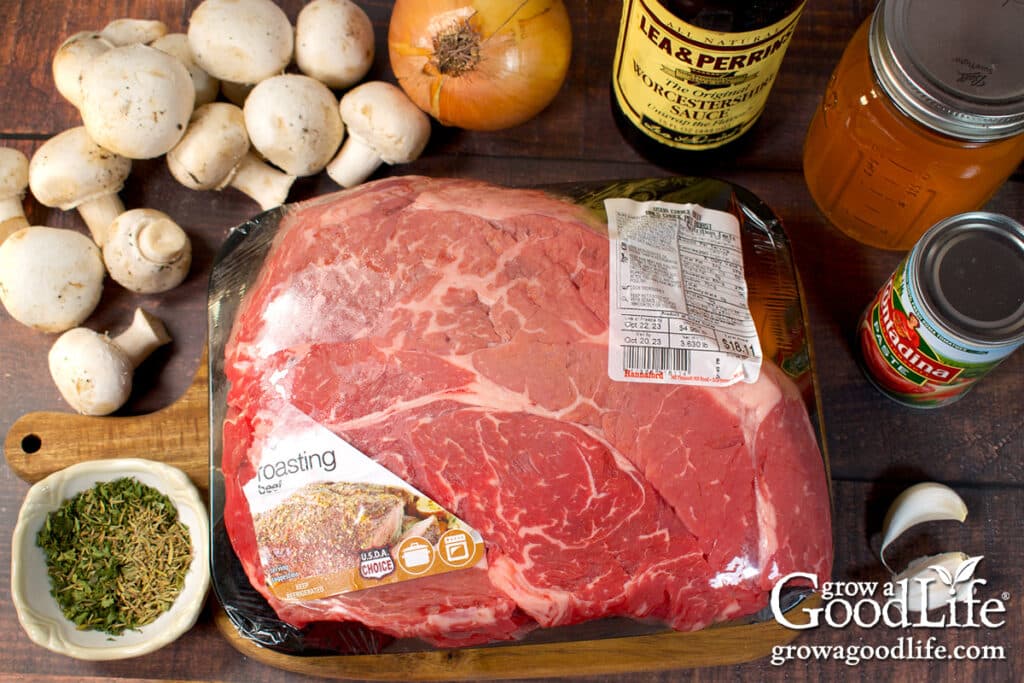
[612,1,804,150]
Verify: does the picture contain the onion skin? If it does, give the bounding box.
[388,0,572,131]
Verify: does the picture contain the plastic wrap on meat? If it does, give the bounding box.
[221,177,833,648]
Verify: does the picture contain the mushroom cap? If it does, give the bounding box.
[295,0,375,90]
[99,18,169,46]
[28,127,131,211]
[48,327,133,416]
[187,0,294,84]
[0,226,105,333]
[244,74,345,177]
[168,102,250,190]
[340,81,431,164]
[0,148,29,200]
[52,31,114,109]
[80,44,195,159]
[103,208,192,294]
[151,33,221,107]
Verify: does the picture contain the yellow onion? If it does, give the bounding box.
[388,0,572,131]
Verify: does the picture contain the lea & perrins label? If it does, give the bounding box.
[611,0,805,151]
[858,212,1024,407]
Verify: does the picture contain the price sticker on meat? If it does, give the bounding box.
[604,198,763,386]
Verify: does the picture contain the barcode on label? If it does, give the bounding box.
[622,345,690,372]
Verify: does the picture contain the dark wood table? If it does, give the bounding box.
[1,1,1020,681]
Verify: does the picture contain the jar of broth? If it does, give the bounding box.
[803,0,1024,251]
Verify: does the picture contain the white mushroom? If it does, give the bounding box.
[52,31,114,109]
[0,226,105,333]
[99,18,168,46]
[79,44,195,159]
[103,209,192,294]
[28,126,132,247]
[151,33,220,107]
[326,81,431,188]
[187,0,294,85]
[0,148,30,243]
[167,102,295,210]
[244,74,345,177]
[295,0,375,90]
[48,307,172,416]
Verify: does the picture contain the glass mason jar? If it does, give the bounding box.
[802,0,1024,251]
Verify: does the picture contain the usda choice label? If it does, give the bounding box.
[858,258,1017,407]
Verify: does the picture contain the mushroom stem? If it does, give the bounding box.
[0,200,29,243]
[137,216,189,264]
[230,150,296,211]
[326,136,382,189]
[0,198,27,225]
[76,194,125,247]
[0,147,30,243]
[112,308,172,369]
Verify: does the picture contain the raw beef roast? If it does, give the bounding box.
[222,176,833,647]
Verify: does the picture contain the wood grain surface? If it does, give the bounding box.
[0,1,1021,682]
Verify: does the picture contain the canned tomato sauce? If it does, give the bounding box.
[859,212,1024,407]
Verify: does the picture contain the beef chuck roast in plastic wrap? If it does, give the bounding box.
[221,176,833,648]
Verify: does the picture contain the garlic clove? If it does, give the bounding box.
[889,552,982,612]
[880,482,967,573]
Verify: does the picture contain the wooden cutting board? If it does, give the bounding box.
[4,347,211,493]
[3,345,819,679]
[212,601,819,680]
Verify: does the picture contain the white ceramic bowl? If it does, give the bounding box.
[11,458,210,660]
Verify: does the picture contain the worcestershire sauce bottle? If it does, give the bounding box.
[612,0,805,164]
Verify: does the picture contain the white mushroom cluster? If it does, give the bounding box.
[42,0,430,217]
[166,0,430,203]
[1,1,433,416]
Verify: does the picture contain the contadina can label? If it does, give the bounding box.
[858,212,1024,407]
[611,0,804,150]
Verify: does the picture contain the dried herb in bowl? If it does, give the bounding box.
[36,477,193,635]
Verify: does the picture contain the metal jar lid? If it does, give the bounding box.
[913,212,1024,345]
[869,0,1024,142]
